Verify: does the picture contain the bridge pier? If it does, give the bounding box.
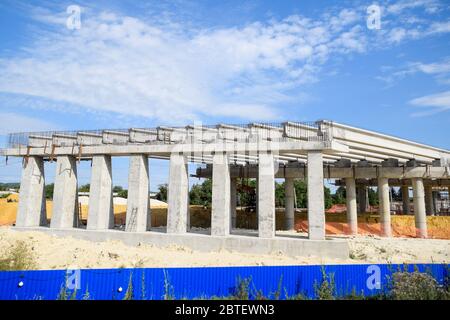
[51,156,78,229]
[16,156,47,227]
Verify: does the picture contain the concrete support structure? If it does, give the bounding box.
[401,185,410,214]
[357,186,368,214]
[87,155,114,230]
[167,153,189,234]
[412,178,427,238]
[307,151,325,240]
[211,153,231,236]
[258,152,275,238]
[284,178,295,230]
[378,177,392,237]
[126,155,150,232]
[345,178,358,235]
[16,156,47,227]
[230,178,237,230]
[425,186,435,215]
[51,156,78,229]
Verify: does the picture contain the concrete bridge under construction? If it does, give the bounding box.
[2,120,450,258]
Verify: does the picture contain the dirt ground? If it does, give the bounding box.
[0,227,448,270]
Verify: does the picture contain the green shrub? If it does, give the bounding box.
[0,241,36,270]
[388,271,449,300]
[314,267,336,300]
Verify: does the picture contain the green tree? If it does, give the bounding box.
[324,187,333,209]
[113,186,123,193]
[294,180,307,208]
[117,190,128,198]
[275,182,285,207]
[368,188,378,206]
[45,183,54,199]
[156,184,168,202]
[332,186,346,205]
[237,179,257,207]
[79,184,90,192]
[189,179,212,206]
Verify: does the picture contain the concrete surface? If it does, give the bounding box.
[126,155,150,232]
[13,226,351,259]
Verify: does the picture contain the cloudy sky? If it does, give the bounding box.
[0,0,449,188]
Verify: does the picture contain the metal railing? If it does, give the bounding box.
[6,121,333,149]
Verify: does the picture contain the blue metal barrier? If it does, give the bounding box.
[0,264,448,300]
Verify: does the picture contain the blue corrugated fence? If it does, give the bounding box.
[0,264,448,300]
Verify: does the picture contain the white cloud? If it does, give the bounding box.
[409,90,450,116]
[0,7,370,124]
[0,3,449,124]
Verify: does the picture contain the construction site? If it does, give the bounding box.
[0,120,448,260]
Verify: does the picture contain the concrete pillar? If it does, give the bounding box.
[401,185,410,214]
[126,155,150,232]
[357,186,368,214]
[167,153,189,234]
[16,156,47,227]
[87,155,114,230]
[307,151,325,240]
[211,153,231,236]
[378,177,392,237]
[258,152,275,238]
[284,178,295,230]
[412,178,427,238]
[51,156,78,229]
[425,186,434,215]
[345,178,358,235]
[230,177,237,230]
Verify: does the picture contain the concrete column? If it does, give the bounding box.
[51,156,78,229]
[345,178,358,235]
[425,186,434,215]
[378,177,392,237]
[401,185,410,214]
[16,156,47,227]
[126,155,150,232]
[230,177,237,230]
[357,186,368,214]
[412,178,427,238]
[87,155,114,230]
[167,153,189,234]
[307,151,325,240]
[211,153,231,236]
[284,178,295,230]
[258,152,275,238]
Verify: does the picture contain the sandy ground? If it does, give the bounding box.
[0,227,448,270]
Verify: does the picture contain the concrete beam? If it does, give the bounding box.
[51,156,78,229]
[126,155,150,232]
[284,178,295,230]
[307,151,325,240]
[167,153,189,234]
[16,156,47,227]
[211,153,231,236]
[412,178,427,238]
[346,178,358,235]
[258,152,276,238]
[378,177,392,237]
[4,140,343,157]
[87,155,114,230]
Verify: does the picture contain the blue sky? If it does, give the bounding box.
[0,0,449,190]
